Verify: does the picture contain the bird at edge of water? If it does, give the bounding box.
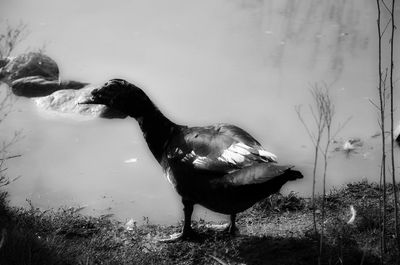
[80,79,304,242]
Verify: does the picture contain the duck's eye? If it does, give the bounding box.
[91,88,99,95]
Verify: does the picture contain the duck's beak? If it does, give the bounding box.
[79,96,98,105]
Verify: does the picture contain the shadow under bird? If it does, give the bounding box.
[81,79,303,241]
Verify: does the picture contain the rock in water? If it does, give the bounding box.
[1,52,123,118]
[0,52,88,98]
[0,52,59,83]
[11,76,87,97]
[61,80,89,90]
[11,76,60,97]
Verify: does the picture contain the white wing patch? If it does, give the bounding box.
[219,142,277,165]
[172,141,277,172]
[180,150,210,167]
[258,149,277,162]
[220,148,246,164]
[181,150,196,162]
[193,155,209,166]
[230,142,252,155]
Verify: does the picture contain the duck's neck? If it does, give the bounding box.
[135,104,178,163]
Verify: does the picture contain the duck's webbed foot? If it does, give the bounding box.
[226,223,238,235]
[158,198,199,242]
[158,226,198,242]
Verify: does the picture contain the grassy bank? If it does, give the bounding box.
[0,181,398,265]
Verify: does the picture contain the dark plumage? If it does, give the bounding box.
[82,79,303,240]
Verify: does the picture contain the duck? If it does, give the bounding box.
[81,79,303,241]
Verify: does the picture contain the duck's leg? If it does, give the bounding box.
[228,213,238,235]
[158,199,197,242]
[181,199,196,239]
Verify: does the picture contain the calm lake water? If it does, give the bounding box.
[1,0,399,224]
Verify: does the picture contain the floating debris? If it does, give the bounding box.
[333,138,363,156]
[343,141,355,152]
[124,158,138,163]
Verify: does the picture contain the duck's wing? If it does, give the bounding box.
[212,163,302,186]
[168,123,277,173]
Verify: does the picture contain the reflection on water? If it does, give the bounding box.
[1,0,399,224]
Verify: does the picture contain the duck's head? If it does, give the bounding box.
[81,79,152,119]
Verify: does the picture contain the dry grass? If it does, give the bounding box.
[0,180,398,264]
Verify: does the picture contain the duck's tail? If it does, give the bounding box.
[283,168,304,181]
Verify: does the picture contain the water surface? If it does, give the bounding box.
[1,0,399,224]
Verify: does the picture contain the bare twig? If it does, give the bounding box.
[296,83,349,265]
[295,85,327,236]
[0,21,28,59]
[0,154,21,161]
[332,116,352,139]
[316,85,335,263]
[369,99,381,110]
[388,0,400,253]
[381,17,392,37]
[0,175,21,187]
[208,255,228,265]
[295,105,317,147]
[381,0,392,14]
[376,0,387,256]
[0,22,27,188]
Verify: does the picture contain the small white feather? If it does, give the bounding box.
[347,205,356,224]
